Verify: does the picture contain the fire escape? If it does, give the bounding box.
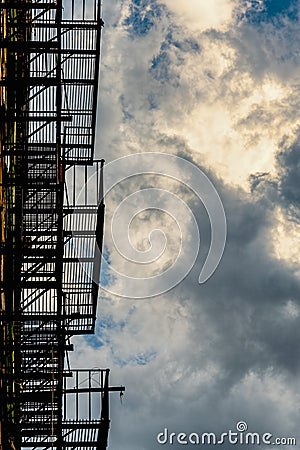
[0,1,124,449]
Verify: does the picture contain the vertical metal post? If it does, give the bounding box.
[55,1,64,448]
[97,369,110,450]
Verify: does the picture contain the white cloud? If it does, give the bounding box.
[160,0,237,32]
[99,2,300,188]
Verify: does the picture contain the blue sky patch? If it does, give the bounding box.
[100,246,115,287]
[134,350,157,366]
[120,94,134,121]
[150,28,200,87]
[112,350,157,367]
[147,92,158,110]
[242,0,298,24]
[150,50,174,83]
[84,315,126,349]
[124,0,165,37]
[264,0,297,18]
[160,30,200,54]
[84,334,104,349]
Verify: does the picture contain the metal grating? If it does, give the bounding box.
[0,1,124,449]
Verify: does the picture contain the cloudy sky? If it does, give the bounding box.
[70,1,300,448]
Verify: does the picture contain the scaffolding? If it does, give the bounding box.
[0,1,124,449]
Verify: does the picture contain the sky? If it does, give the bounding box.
[70,1,300,448]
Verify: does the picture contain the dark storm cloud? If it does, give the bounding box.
[251,132,300,215]
[160,148,300,385]
[84,143,300,450]
[277,136,300,210]
[187,183,300,379]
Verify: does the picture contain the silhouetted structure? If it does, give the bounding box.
[0,1,123,449]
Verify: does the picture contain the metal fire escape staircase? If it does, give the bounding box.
[0,1,124,449]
